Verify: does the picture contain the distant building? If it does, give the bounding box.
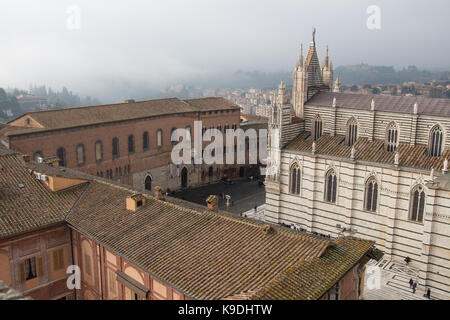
[16,94,48,111]
[1,97,246,192]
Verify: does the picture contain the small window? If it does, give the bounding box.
[312,115,323,141]
[410,185,425,223]
[325,169,337,203]
[52,248,65,271]
[95,140,103,162]
[429,125,444,157]
[128,135,135,154]
[364,177,378,212]
[386,122,398,152]
[25,257,37,280]
[143,132,149,151]
[112,137,120,158]
[156,129,163,147]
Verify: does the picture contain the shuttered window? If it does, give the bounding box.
[52,248,65,271]
[84,254,92,276]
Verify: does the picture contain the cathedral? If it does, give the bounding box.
[265,30,450,297]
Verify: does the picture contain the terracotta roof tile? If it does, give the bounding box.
[285,133,449,171]
[0,154,88,240]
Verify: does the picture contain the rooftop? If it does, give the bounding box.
[0,147,375,300]
[285,132,449,172]
[306,92,450,117]
[4,97,239,135]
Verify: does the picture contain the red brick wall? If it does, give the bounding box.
[9,110,240,186]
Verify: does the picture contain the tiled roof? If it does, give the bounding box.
[250,237,374,300]
[306,92,450,117]
[285,132,449,171]
[66,180,374,300]
[6,97,239,133]
[0,146,375,300]
[184,97,240,112]
[0,153,88,240]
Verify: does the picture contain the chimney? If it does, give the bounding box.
[21,154,30,164]
[126,193,146,212]
[206,195,219,212]
[154,186,165,201]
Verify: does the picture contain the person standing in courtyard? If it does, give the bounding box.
[412,281,417,294]
[426,288,431,299]
[409,278,414,288]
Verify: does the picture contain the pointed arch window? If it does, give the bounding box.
[429,125,444,156]
[324,169,337,203]
[364,177,378,212]
[312,115,323,141]
[410,185,425,223]
[386,122,399,152]
[289,163,301,195]
[347,118,358,147]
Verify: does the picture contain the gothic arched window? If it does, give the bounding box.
[324,169,337,203]
[312,115,323,141]
[410,185,425,223]
[386,122,399,152]
[347,118,358,147]
[289,163,301,195]
[364,177,378,212]
[429,125,444,157]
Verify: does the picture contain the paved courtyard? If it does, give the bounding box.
[172,179,266,214]
[364,258,444,300]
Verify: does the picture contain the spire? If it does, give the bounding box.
[310,27,316,47]
[333,76,341,93]
[298,43,303,68]
[323,45,329,68]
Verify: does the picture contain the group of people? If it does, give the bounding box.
[409,279,431,299]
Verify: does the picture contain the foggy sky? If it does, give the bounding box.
[0,0,449,101]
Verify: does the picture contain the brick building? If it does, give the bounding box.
[1,97,244,192]
[0,146,377,300]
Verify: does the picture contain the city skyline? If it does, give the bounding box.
[1,0,449,102]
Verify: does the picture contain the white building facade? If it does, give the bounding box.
[265,31,450,297]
